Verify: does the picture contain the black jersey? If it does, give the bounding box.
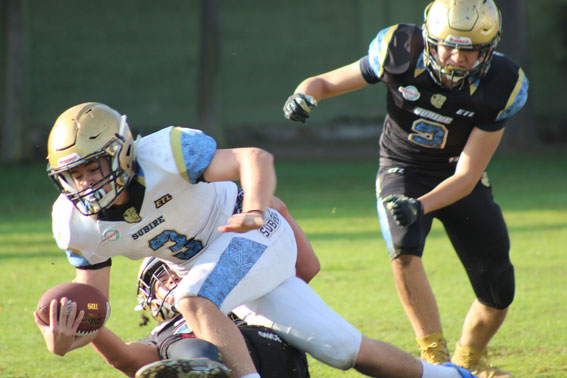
[140,315,309,378]
[359,24,528,172]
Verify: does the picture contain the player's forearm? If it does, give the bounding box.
[90,328,158,376]
[240,148,276,213]
[294,77,327,101]
[294,61,368,101]
[418,173,479,214]
[90,328,130,367]
[272,197,320,282]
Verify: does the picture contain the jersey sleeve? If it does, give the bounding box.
[361,25,400,83]
[476,56,529,132]
[359,56,380,84]
[52,196,111,269]
[495,67,529,122]
[363,24,425,85]
[169,127,217,184]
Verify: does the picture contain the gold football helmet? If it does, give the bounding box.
[47,102,135,215]
[422,0,501,88]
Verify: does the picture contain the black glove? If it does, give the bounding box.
[382,194,424,227]
[283,93,317,123]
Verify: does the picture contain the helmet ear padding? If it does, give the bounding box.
[422,0,501,88]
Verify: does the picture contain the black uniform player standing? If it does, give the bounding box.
[283,1,528,377]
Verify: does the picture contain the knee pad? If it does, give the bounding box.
[308,326,362,370]
[160,335,222,361]
[475,262,515,310]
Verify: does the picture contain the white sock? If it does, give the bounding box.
[240,374,261,378]
[421,360,463,378]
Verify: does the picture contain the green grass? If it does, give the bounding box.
[1,151,566,377]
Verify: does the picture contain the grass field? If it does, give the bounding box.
[1,151,566,377]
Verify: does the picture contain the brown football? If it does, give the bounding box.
[37,282,111,336]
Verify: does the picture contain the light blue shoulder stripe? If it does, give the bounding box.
[368,25,398,78]
[496,69,529,121]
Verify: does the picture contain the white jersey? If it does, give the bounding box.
[51,126,363,369]
[52,126,238,269]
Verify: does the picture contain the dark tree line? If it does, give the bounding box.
[0,0,546,162]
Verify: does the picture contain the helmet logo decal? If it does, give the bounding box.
[102,229,120,242]
[398,85,421,101]
[123,206,143,223]
[445,35,472,46]
[57,153,81,167]
[431,94,447,109]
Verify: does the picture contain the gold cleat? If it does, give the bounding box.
[416,332,450,364]
[451,342,512,378]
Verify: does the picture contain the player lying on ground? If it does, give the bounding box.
[35,257,309,378]
[40,102,480,378]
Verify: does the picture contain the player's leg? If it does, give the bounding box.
[238,324,310,378]
[174,208,297,377]
[233,276,361,370]
[389,255,449,362]
[438,178,513,377]
[459,300,508,353]
[176,297,255,377]
[356,337,481,378]
[235,276,479,378]
[376,167,450,363]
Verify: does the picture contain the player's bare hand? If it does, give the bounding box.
[34,297,85,356]
[218,211,265,233]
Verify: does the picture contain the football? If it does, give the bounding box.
[37,282,111,336]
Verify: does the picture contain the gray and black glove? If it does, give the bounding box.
[283,93,318,123]
[382,194,424,227]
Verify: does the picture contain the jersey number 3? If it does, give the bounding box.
[408,119,448,148]
[149,230,204,260]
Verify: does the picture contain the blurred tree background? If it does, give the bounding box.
[1,0,565,163]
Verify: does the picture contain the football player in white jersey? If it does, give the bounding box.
[37,102,480,378]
